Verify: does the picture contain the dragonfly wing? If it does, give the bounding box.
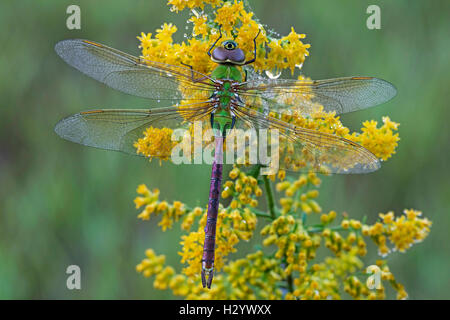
[55,39,214,101]
[233,105,380,174]
[239,77,397,116]
[54,104,212,156]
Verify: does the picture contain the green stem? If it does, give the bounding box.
[263,175,276,219]
[307,225,346,233]
[287,273,294,293]
[248,164,262,178]
[251,208,273,219]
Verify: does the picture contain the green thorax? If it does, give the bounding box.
[210,65,242,136]
[211,64,243,82]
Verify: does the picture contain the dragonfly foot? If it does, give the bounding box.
[201,266,214,289]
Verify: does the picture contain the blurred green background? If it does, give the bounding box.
[0,0,449,299]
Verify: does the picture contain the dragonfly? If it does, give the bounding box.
[54,28,396,289]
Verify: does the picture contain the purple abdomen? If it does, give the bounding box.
[201,136,224,288]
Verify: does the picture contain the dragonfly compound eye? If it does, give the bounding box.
[211,45,245,65]
[223,40,237,50]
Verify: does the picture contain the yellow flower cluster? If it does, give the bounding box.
[136,248,285,299]
[139,0,309,77]
[168,0,221,12]
[136,249,166,278]
[221,251,284,299]
[134,127,177,163]
[134,1,399,169]
[275,172,321,214]
[134,184,186,230]
[266,27,309,75]
[131,0,429,300]
[328,220,367,257]
[285,251,364,300]
[222,167,262,209]
[363,209,432,256]
[138,24,214,75]
[261,215,320,276]
[283,250,408,300]
[273,108,400,165]
[135,169,429,299]
[350,117,400,161]
[178,204,257,278]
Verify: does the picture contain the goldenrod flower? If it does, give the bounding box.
[131,0,430,300]
[134,127,177,163]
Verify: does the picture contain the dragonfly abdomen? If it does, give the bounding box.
[201,136,224,289]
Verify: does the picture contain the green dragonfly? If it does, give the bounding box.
[54,30,396,289]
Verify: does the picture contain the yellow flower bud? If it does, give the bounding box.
[341,219,350,229]
[221,189,230,198]
[277,170,286,181]
[229,168,239,179]
[350,219,361,229]
[362,225,370,236]
[322,228,331,237]
[328,210,337,220]
[137,184,150,195]
[307,190,319,198]
[248,176,257,186]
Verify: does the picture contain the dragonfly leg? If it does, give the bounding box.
[234,94,244,104]
[207,25,222,57]
[180,61,209,83]
[243,29,261,65]
[230,114,236,132]
[229,108,236,131]
[201,263,214,289]
[210,111,216,130]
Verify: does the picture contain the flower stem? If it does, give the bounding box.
[263,175,276,219]
[287,273,294,293]
[252,210,273,219]
[307,225,346,233]
[248,164,261,178]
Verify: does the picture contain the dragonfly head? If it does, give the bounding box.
[211,40,246,65]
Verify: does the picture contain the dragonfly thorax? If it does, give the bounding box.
[211,64,243,83]
[215,81,234,107]
[210,78,240,137]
